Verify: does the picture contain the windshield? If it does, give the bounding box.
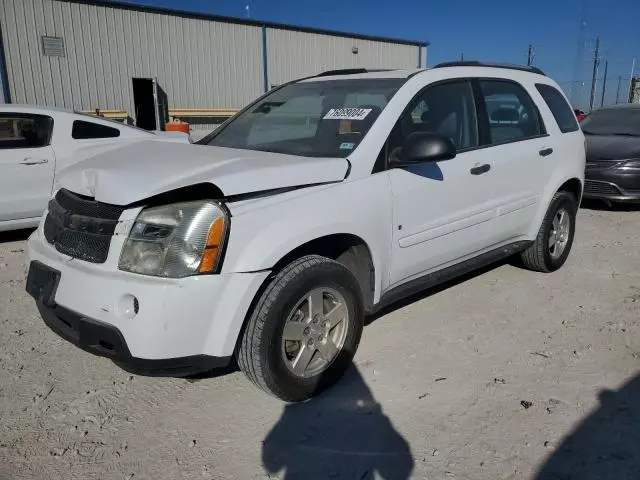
[200,79,404,157]
[581,108,640,136]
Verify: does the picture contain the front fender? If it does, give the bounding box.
[221,176,393,302]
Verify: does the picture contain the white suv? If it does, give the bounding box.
[26,63,585,401]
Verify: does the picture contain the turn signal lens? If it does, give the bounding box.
[199,216,226,273]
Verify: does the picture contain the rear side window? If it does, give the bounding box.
[535,84,579,133]
[0,114,53,149]
[479,80,544,144]
[72,120,120,139]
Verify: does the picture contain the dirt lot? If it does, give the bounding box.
[1,204,640,480]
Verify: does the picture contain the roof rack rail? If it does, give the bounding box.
[433,61,546,76]
[314,68,392,77]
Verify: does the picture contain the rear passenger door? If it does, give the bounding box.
[534,83,582,182]
[475,79,551,239]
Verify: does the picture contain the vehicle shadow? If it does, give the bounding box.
[262,365,414,480]
[535,372,640,479]
[185,360,239,380]
[580,198,640,212]
[0,228,34,244]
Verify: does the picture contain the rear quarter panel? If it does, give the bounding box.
[524,79,585,238]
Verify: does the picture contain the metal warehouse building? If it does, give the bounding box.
[0,0,427,129]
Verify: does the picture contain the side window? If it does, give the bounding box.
[535,84,579,133]
[72,120,121,140]
[479,80,543,144]
[387,80,478,162]
[0,114,53,149]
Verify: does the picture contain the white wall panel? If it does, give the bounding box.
[0,0,426,118]
[0,0,263,114]
[266,29,421,86]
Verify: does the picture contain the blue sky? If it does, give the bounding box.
[115,0,639,109]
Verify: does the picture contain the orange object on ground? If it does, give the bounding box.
[166,120,190,134]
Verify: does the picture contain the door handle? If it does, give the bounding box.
[470,163,491,175]
[539,148,553,157]
[20,157,49,165]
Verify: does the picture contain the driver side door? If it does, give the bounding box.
[386,79,501,288]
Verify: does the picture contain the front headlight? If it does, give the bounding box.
[618,159,640,171]
[118,201,228,278]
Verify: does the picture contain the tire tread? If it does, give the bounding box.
[520,192,576,273]
[237,255,342,399]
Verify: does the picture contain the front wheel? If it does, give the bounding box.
[237,255,364,402]
[520,191,577,272]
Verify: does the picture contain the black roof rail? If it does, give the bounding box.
[314,68,393,77]
[433,61,546,76]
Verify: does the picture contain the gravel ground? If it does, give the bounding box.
[1,204,640,480]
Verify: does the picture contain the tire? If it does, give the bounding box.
[520,191,577,273]
[237,255,364,402]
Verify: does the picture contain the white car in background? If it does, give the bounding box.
[0,105,188,232]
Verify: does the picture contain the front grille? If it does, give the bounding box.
[583,180,622,196]
[43,189,125,263]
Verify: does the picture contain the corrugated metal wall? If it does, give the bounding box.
[0,0,263,113]
[0,23,6,103]
[0,0,425,116]
[266,29,420,87]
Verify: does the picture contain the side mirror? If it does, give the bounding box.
[391,132,456,167]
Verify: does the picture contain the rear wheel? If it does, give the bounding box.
[520,191,577,272]
[237,255,364,402]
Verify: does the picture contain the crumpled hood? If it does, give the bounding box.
[57,140,349,205]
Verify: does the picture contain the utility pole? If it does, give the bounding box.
[570,2,587,106]
[616,75,623,103]
[460,52,464,62]
[589,36,600,112]
[527,45,534,66]
[600,60,608,107]
[628,57,636,102]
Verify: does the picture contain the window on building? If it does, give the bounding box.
[72,120,121,140]
[535,84,579,133]
[0,114,54,149]
[480,80,544,144]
